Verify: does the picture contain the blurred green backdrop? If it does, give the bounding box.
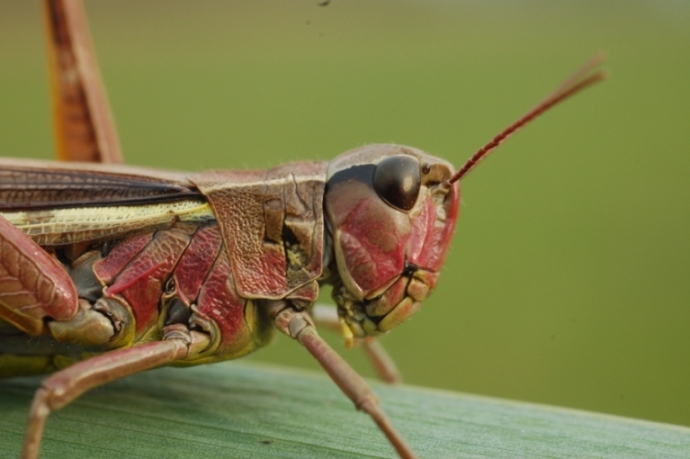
[1,0,688,427]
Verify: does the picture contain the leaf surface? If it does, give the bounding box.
[1,363,689,458]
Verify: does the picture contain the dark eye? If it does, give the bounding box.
[373,155,421,211]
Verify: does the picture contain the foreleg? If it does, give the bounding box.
[311,304,401,384]
[270,302,416,459]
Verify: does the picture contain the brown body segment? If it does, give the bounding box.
[190,160,328,301]
[0,159,202,211]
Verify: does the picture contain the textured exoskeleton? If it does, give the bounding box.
[0,2,605,458]
[0,144,458,368]
[0,146,457,459]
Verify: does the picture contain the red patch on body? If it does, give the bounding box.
[94,232,153,283]
[174,225,222,304]
[408,183,459,272]
[196,250,247,349]
[340,198,407,294]
[105,229,192,334]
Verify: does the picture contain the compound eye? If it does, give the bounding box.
[373,155,421,212]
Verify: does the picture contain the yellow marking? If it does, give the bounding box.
[341,319,355,349]
[287,248,302,267]
[1,200,214,245]
[0,354,51,377]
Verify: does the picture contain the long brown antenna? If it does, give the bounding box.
[448,54,607,184]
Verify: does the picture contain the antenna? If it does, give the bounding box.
[447,54,607,185]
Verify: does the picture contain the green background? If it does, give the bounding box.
[1,0,688,428]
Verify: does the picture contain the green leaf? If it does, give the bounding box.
[1,363,688,458]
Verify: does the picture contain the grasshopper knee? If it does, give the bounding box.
[48,297,132,348]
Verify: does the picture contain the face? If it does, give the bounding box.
[324,144,459,340]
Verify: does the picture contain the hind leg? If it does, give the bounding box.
[0,215,78,336]
[44,0,123,164]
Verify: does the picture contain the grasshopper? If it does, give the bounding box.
[0,1,605,458]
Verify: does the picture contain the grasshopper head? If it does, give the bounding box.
[325,144,459,339]
[321,57,606,341]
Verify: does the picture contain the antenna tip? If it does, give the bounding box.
[449,54,607,184]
